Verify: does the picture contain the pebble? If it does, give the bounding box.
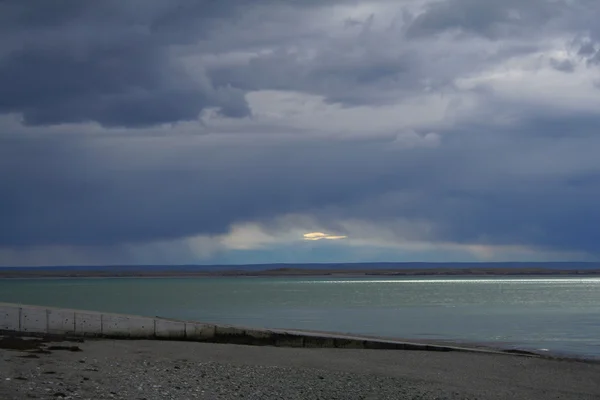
[2,338,598,400]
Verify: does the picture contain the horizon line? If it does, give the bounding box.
[2,261,600,269]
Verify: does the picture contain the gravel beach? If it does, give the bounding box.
[1,336,599,400]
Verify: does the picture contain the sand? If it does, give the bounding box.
[1,335,599,400]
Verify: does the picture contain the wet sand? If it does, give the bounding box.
[1,335,599,400]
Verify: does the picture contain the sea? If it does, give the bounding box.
[1,276,598,359]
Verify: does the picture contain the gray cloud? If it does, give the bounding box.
[406,0,568,39]
[3,110,600,256]
[2,0,600,264]
[0,0,253,127]
[207,41,420,107]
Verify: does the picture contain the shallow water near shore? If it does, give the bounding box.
[1,276,598,358]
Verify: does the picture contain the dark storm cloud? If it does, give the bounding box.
[2,0,600,263]
[0,133,431,246]
[0,0,257,127]
[1,0,589,126]
[0,0,376,127]
[311,117,600,254]
[3,110,600,255]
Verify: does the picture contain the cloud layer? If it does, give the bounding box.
[2,0,600,265]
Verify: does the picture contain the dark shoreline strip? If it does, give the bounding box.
[2,267,600,279]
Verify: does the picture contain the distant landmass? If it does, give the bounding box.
[1,262,600,278]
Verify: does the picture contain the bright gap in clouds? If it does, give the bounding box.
[303,232,348,241]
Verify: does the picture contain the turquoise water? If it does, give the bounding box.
[1,276,598,358]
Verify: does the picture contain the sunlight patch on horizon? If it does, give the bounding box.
[303,232,348,241]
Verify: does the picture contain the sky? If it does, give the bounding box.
[2,0,600,266]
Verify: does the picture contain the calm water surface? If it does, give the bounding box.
[1,276,598,358]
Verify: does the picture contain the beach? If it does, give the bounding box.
[2,335,599,400]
